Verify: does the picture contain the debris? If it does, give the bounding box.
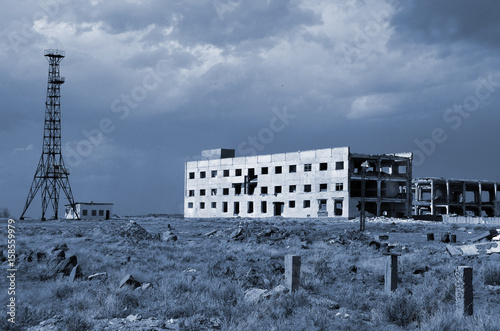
[55,255,77,276]
[427,233,434,241]
[161,231,178,242]
[369,241,381,249]
[231,227,245,240]
[413,266,430,274]
[244,288,268,303]
[469,230,499,243]
[119,274,142,289]
[88,272,108,281]
[441,233,450,243]
[447,242,500,256]
[203,230,217,237]
[118,221,153,241]
[349,265,358,273]
[69,264,83,281]
[36,252,47,262]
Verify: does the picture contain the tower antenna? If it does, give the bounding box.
[20,49,79,220]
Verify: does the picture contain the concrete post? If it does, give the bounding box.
[385,254,399,292]
[455,266,473,316]
[285,255,301,292]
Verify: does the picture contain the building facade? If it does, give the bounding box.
[65,202,113,220]
[184,148,412,219]
[413,177,500,217]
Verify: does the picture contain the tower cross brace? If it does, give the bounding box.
[20,49,79,220]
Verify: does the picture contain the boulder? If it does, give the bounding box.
[161,231,178,242]
[244,288,268,303]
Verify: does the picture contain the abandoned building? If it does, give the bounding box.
[413,177,500,217]
[184,147,413,218]
[65,201,113,220]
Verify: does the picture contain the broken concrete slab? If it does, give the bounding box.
[203,230,217,237]
[119,274,141,289]
[55,255,77,276]
[447,242,500,256]
[469,230,499,243]
[161,231,178,242]
[69,264,83,282]
[88,272,107,281]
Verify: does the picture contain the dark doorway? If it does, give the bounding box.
[234,202,240,216]
[273,202,284,216]
[105,210,110,220]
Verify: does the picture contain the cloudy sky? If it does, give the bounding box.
[1,0,500,217]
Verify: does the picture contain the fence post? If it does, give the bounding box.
[285,255,301,292]
[385,253,399,292]
[455,266,473,316]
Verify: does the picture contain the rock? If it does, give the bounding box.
[141,283,153,290]
[52,249,66,260]
[161,231,178,242]
[118,221,153,241]
[263,284,289,299]
[349,265,357,273]
[413,266,429,275]
[55,255,77,276]
[88,272,107,281]
[244,288,268,303]
[369,241,381,249]
[469,230,499,243]
[119,274,141,288]
[126,314,141,322]
[69,264,83,281]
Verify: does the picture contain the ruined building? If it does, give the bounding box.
[184,147,412,218]
[413,177,500,217]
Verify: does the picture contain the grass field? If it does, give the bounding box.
[1,216,500,330]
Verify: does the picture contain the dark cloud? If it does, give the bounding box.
[390,0,500,48]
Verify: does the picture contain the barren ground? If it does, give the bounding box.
[2,216,500,330]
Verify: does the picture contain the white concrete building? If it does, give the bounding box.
[184,147,412,219]
[65,202,113,220]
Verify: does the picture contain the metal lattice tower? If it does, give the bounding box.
[20,49,79,220]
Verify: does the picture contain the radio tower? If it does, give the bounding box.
[20,49,79,220]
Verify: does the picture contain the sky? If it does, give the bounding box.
[1,0,500,218]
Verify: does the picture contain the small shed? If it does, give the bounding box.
[65,201,113,220]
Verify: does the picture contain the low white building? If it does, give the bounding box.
[65,202,113,220]
[184,147,412,219]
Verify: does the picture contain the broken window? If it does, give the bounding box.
[261,186,268,194]
[261,201,267,213]
[233,183,242,195]
[304,164,312,172]
[248,201,254,213]
[304,184,311,192]
[189,190,195,197]
[200,202,205,209]
[320,183,327,192]
[223,202,228,213]
[99,210,104,216]
[289,185,296,193]
[335,183,343,191]
[261,167,268,174]
[320,162,328,171]
[211,202,216,209]
[223,188,229,195]
[189,172,195,179]
[234,202,240,215]
[92,210,97,216]
[223,170,230,177]
[211,170,217,178]
[289,200,296,208]
[335,161,344,170]
[303,200,310,208]
[82,209,88,216]
[334,200,343,216]
[318,199,327,212]
[235,169,242,176]
[289,165,297,173]
[211,189,217,196]
[188,202,193,209]
[200,189,206,196]
[200,171,206,178]
[275,166,282,174]
[275,186,282,194]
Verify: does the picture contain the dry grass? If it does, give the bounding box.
[1,217,500,330]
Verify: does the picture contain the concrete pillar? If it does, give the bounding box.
[478,182,482,216]
[285,255,301,292]
[430,180,435,215]
[462,182,466,216]
[385,254,399,292]
[455,266,473,316]
[376,180,381,216]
